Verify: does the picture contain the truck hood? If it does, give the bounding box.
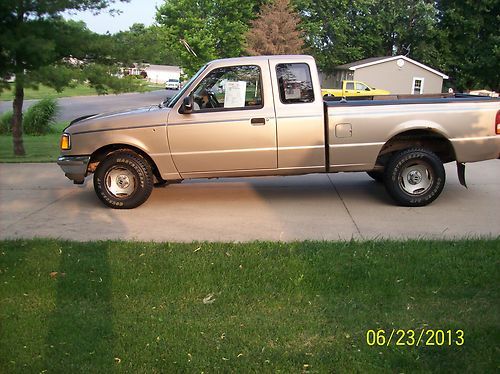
[66,105,170,135]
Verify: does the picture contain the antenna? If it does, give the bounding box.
[180,39,198,58]
[404,44,411,57]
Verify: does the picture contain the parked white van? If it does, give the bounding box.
[165,78,180,90]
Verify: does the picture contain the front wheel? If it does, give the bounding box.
[384,148,445,207]
[94,151,154,209]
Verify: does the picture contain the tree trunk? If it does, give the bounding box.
[12,75,25,156]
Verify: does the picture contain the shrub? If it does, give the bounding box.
[0,110,13,135]
[23,98,59,135]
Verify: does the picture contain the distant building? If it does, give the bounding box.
[122,64,182,85]
[320,55,449,94]
[122,64,144,77]
[144,65,181,84]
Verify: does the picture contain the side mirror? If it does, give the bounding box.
[180,94,193,114]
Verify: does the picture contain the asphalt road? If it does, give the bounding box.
[1,160,499,241]
[0,89,175,122]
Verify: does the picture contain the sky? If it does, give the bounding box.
[64,0,162,35]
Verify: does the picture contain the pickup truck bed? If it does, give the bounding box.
[57,55,500,209]
[326,96,500,172]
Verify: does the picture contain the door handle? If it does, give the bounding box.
[251,118,266,126]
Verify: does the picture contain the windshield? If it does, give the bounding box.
[165,64,208,108]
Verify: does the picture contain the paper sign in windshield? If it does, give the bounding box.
[224,81,247,108]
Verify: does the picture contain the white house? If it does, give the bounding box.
[144,65,181,84]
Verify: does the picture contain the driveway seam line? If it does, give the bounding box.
[326,174,364,240]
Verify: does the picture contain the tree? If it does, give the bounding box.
[436,0,499,91]
[294,0,439,74]
[294,0,499,91]
[294,0,373,73]
[0,1,134,156]
[368,0,438,58]
[245,0,304,55]
[156,0,265,75]
[111,23,181,65]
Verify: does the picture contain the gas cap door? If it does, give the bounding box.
[335,123,352,138]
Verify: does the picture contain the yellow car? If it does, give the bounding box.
[322,80,390,98]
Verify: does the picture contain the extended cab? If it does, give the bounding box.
[57,55,500,209]
[321,80,390,98]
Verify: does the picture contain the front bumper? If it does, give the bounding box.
[57,156,90,184]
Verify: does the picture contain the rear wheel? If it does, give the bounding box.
[93,151,153,209]
[384,148,445,207]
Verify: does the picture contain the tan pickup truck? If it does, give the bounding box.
[57,55,500,209]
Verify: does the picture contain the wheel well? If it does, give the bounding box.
[87,144,164,183]
[375,130,456,168]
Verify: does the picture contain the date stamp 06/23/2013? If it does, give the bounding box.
[366,329,464,347]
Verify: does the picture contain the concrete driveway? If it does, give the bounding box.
[1,161,498,241]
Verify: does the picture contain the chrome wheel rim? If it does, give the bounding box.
[399,162,433,195]
[105,167,136,198]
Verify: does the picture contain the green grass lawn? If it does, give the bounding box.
[0,82,164,101]
[0,239,498,372]
[0,122,67,163]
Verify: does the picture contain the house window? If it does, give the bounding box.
[412,78,425,94]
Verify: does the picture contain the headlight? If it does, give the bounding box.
[60,133,71,150]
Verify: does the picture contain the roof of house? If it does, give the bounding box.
[144,64,181,73]
[336,55,448,79]
[336,56,389,70]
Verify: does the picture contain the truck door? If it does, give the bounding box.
[167,62,277,176]
[344,81,355,96]
[269,58,325,172]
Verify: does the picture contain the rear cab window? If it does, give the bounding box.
[276,63,315,104]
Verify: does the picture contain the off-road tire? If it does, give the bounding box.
[384,148,445,207]
[94,151,153,209]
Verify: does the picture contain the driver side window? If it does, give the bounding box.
[192,65,263,111]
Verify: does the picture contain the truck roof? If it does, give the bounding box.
[208,55,316,65]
